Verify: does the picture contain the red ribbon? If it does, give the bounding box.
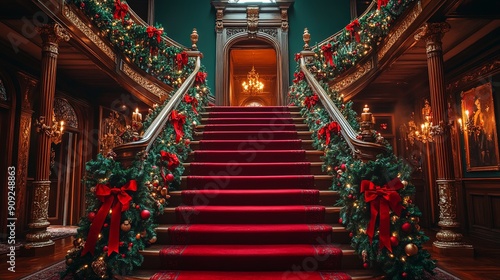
[184,95,199,115]
[170,110,186,143]
[346,20,361,43]
[360,178,404,252]
[176,51,189,70]
[317,122,341,145]
[146,26,163,43]
[293,71,304,83]
[195,71,207,84]
[81,180,137,256]
[113,0,129,20]
[378,0,389,10]
[321,43,335,67]
[304,94,319,109]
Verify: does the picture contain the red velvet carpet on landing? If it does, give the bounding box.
[151,106,350,280]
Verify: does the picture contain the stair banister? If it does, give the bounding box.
[114,51,202,167]
[299,51,387,161]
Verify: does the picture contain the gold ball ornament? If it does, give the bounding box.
[136,233,141,240]
[91,257,108,279]
[160,187,168,196]
[401,180,408,187]
[149,236,157,243]
[121,220,131,232]
[66,258,73,266]
[405,243,418,256]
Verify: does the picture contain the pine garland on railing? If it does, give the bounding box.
[71,0,193,88]
[62,1,212,278]
[289,1,436,279]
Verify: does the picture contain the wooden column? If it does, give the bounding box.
[24,23,69,255]
[415,22,473,256]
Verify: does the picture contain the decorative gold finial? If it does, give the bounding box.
[190,28,199,50]
[303,28,311,50]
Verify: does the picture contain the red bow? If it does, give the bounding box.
[346,20,361,43]
[304,94,319,109]
[321,43,335,67]
[318,122,341,145]
[184,95,199,115]
[113,0,129,20]
[160,150,180,170]
[81,180,137,256]
[378,0,389,10]
[294,53,301,62]
[176,51,189,70]
[170,110,186,143]
[195,72,207,84]
[146,26,163,44]
[293,71,304,83]
[361,178,404,252]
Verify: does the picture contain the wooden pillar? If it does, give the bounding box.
[23,23,69,255]
[415,22,473,256]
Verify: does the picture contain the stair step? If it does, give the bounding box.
[196,123,310,131]
[190,139,314,150]
[141,244,349,271]
[168,189,339,206]
[187,150,323,163]
[200,111,302,118]
[156,224,350,245]
[182,162,324,176]
[204,106,300,112]
[201,117,305,124]
[179,175,332,190]
[158,206,341,224]
[119,269,380,280]
[193,130,313,140]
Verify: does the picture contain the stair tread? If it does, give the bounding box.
[156,224,348,232]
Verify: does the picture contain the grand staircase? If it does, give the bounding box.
[128,106,375,280]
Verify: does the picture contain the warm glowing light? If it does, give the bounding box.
[242,66,264,95]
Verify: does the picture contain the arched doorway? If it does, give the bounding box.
[230,40,277,106]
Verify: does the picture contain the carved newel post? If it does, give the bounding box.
[24,23,70,254]
[415,22,473,256]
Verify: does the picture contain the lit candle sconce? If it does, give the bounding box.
[132,108,142,122]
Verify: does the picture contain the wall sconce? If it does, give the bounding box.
[406,99,446,144]
[36,114,64,144]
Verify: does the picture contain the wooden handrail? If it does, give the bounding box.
[299,51,387,161]
[114,51,202,167]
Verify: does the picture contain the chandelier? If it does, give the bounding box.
[242,66,264,95]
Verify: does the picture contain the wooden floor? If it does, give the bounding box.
[1,230,500,279]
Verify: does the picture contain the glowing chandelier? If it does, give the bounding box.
[242,66,264,95]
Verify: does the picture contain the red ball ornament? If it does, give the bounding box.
[120,241,125,247]
[128,242,134,247]
[103,246,108,252]
[349,232,354,238]
[338,218,343,224]
[184,139,191,146]
[80,2,85,9]
[135,204,140,209]
[340,163,346,171]
[87,212,96,221]
[363,262,369,269]
[166,173,175,182]
[348,194,353,200]
[401,222,412,233]
[390,236,399,247]
[122,254,126,258]
[103,223,108,228]
[402,272,408,278]
[140,209,151,220]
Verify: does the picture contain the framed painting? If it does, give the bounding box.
[460,82,500,171]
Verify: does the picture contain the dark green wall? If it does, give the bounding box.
[155,1,351,96]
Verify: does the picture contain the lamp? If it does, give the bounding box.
[406,99,444,144]
[36,112,64,145]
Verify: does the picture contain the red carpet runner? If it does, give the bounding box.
[151,106,351,280]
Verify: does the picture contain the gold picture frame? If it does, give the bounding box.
[460,82,500,171]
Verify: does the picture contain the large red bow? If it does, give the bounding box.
[293,71,304,83]
[160,150,180,170]
[113,0,129,20]
[361,178,404,252]
[81,180,137,256]
[170,110,186,143]
[195,72,207,84]
[378,0,389,10]
[321,43,335,67]
[346,19,361,43]
[146,26,163,43]
[184,95,199,115]
[304,94,319,110]
[176,51,189,70]
[318,122,341,145]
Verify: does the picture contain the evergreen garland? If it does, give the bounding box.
[289,1,436,279]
